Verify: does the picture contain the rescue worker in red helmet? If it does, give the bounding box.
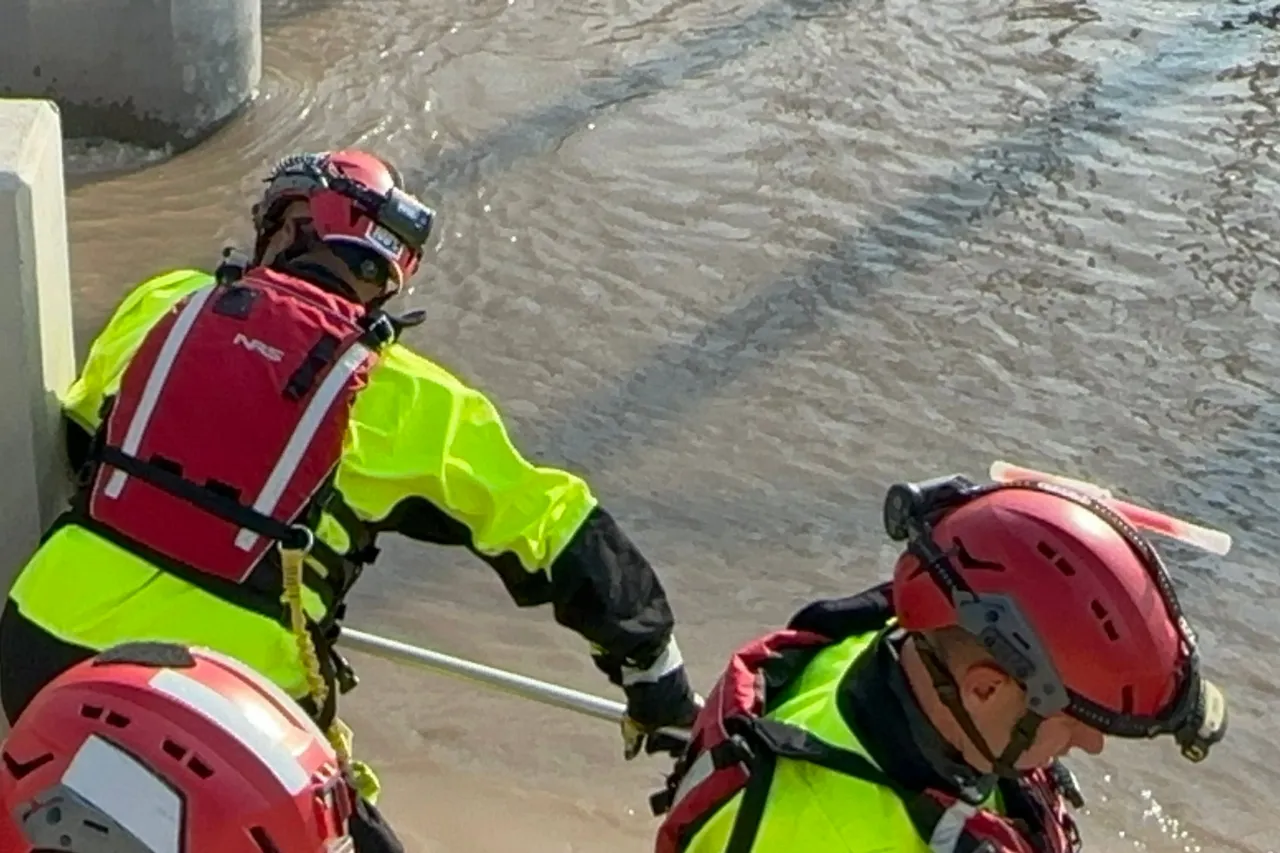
[651,472,1229,853]
[0,150,700,849]
[0,640,359,853]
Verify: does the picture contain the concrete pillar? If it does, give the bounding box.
[0,0,261,147]
[0,99,77,604]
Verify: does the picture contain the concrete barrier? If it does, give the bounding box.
[0,0,261,147]
[0,100,77,608]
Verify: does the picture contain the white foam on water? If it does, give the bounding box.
[64,137,172,179]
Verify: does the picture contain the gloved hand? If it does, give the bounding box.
[617,638,703,761]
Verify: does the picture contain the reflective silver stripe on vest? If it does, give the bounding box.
[670,748,719,809]
[929,800,978,853]
[102,285,218,500]
[233,341,373,552]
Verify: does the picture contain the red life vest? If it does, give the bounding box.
[73,263,399,622]
[651,586,1082,853]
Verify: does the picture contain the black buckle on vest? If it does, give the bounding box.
[358,308,425,350]
[333,646,360,694]
[649,787,674,817]
[313,617,360,695]
[647,728,757,817]
[709,735,753,770]
[214,247,251,285]
[360,313,398,348]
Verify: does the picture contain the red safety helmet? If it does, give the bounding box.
[0,642,356,853]
[885,474,1225,771]
[254,149,435,293]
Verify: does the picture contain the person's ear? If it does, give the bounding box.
[960,662,1013,708]
[274,216,297,245]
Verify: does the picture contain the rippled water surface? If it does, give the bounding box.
[63,0,1280,849]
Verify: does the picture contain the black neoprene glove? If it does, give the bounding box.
[614,638,703,760]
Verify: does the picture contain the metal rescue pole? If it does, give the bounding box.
[336,627,691,740]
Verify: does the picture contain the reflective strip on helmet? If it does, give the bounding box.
[233,341,373,552]
[928,800,977,853]
[192,646,330,743]
[149,667,311,794]
[62,734,183,853]
[102,285,218,500]
[988,460,1233,556]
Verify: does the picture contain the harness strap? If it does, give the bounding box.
[103,433,361,551]
[53,507,290,618]
[82,452,369,702]
[724,745,774,853]
[710,717,899,853]
[97,445,309,549]
[747,718,896,785]
[94,443,362,604]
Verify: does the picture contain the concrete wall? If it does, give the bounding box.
[0,0,261,147]
[0,99,78,613]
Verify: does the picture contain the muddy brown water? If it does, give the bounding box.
[60,0,1280,849]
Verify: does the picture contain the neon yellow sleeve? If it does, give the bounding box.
[337,343,598,573]
[335,343,677,665]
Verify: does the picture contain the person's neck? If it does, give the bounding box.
[899,637,973,756]
[276,255,366,303]
[886,633,995,801]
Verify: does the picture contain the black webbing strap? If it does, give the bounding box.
[98,445,309,549]
[721,717,899,853]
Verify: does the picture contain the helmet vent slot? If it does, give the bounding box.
[188,755,214,779]
[952,539,1002,571]
[252,826,283,853]
[1037,541,1076,576]
[1090,600,1121,641]
[2,750,53,780]
[162,738,214,779]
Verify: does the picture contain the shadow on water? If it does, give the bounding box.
[507,8,1268,481]
[62,0,1275,542]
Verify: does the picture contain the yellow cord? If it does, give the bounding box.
[281,541,381,803]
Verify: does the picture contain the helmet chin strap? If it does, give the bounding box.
[915,634,1045,780]
[364,282,401,312]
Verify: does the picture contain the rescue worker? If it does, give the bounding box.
[652,472,1230,853]
[0,150,700,849]
[0,640,363,853]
